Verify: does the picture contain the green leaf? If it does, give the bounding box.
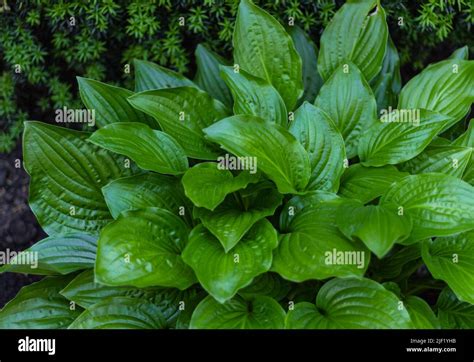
[318,0,387,82]
[89,122,188,175]
[405,296,440,329]
[289,102,346,192]
[134,59,195,92]
[182,220,278,303]
[437,288,474,329]
[128,87,230,160]
[233,0,303,110]
[398,60,474,130]
[95,207,196,289]
[272,197,370,282]
[449,46,469,60]
[194,44,232,107]
[102,173,192,225]
[77,77,155,128]
[182,162,255,210]
[0,275,81,329]
[381,173,474,241]
[338,164,408,204]
[69,297,166,329]
[452,120,474,147]
[371,245,421,280]
[336,202,412,258]
[0,233,96,275]
[193,184,282,251]
[220,66,287,126]
[23,122,133,236]
[370,36,401,112]
[314,62,377,158]
[190,295,285,329]
[238,272,291,301]
[422,231,474,304]
[358,109,452,166]
[289,25,323,104]
[399,145,473,178]
[204,115,311,194]
[285,277,412,329]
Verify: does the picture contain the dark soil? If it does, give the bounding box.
[0,141,44,308]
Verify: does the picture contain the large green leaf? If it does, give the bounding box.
[182,162,255,210]
[77,77,155,128]
[89,122,188,175]
[69,297,166,329]
[405,296,440,329]
[289,102,346,192]
[318,0,387,82]
[358,109,452,166]
[23,122,133,235]
[437,288,474,329]
[338,164,408,204]
[422,231,474,304]
[289,26,323,104]
[238,272,291,301]
[285,277,412,329]
[102,173,192,225]
[398,59,474,130]
[194,44,232,107]
[233,0,302,110]
[193,184,282,251]
[134,59,195,92]
[400,145,472,178]
[182,220,278,303]
[0,275,81,329]
[220,66,287,126]
[336,201,412,258]
[272,196,370,282]
[95,207,196,289]
[0,233,96,275]
[314,62,377,158]
[381,173,474,241]
[204,115,311,194]
[128,87,230,159]
[190,295,285,329]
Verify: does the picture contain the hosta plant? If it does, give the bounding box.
[1,0,474,329]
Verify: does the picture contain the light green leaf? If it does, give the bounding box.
[95,207,196,289]
[182,220,278,303]
[336,201,412,258]
[194,44,232,107]
[286,277,412,329]
[23,122,133,236]
[128,87,230,159]
[358,109,452,166]
[405,296,440,329]
[89,122,188,175]
[289,102,346,192]
[182,162,255,210]
[314,62,377,158]
[238,272,291,301]
[0,275,81,329]
[400,145,473,178]
[437,288,474,329]
[77,77,155,128]
[338,164,408,204]
[422,231,474,304]
[233,0,303,110]
[318,0,387,82]
[134,59,195,92]
[398,60,474,130]
[102,173,192,225]
[272,197,370,282]
[0,233,96,275]
[193,184,282,251]
[69,297,166,329]
[381,173,474,241]
[204,115,311,194]
[449,46,469,60]
[220,66,287,126]
[190,295,285,329]
[289,25,323,104]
